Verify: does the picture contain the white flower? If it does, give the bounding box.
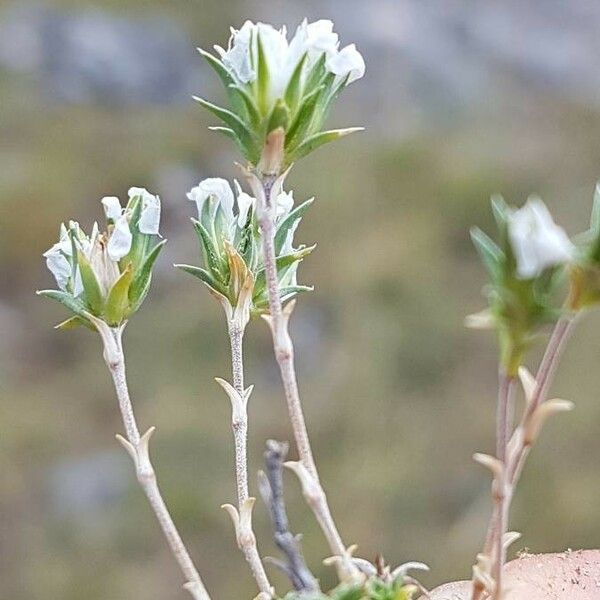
[187,178,235,223]
[215,19,363,109]
[508,198,575,279]
[107,215,133,261]
[101,196,122,222]
[128,187,161,235]
[326,43,365,84]
[236,191,255,227]
[43,243,72,291]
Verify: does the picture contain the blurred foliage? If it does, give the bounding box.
[3,2,600,600]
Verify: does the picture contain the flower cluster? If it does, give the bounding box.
[176,177,314,326]
[469,196,574,374]
[39,188,165,329]
[196,19,365,174]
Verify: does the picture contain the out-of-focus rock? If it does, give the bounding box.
[423,549,600,599]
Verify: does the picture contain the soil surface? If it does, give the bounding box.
[422,549,600,599]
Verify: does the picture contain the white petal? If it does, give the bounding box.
[44,246,72,291]
[107,215,133,261]
[128,186,150,200]
[282,220,299,254]
[218,20,256,84]
[508,198,574,279]
[326,43,365,84]
[188,178,234,223]
[101,196,122,222]
[236,191,255,227]
[276,191,294,219]
[138,193,161,235]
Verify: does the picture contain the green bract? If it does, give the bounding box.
[469,196,568,374]
[38,190,165,329]
[196,20,365,173]
[176,178,314,323]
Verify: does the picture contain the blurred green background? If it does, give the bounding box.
[2,1,600,598]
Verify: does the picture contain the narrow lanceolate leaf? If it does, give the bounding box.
[228,84,261,128]
[284,52,307,111]
[304,52,326,93]
[287,127,364,163]
[278,284,314,300]
[104,264,134,326]
[197,48,245,116]
[55,315,95,331]
[254,246,315,293]
[274,197,314,254]
[36,289,91,321]
[470,227,503,281]
[193,96,258,159]
[255,31,270,116]
[192,219,224,280]
[77,251,104,315]
[129,239,167,305]
[175,264,228,296]
[284,86,324,151]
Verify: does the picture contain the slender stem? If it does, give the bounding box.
[491,372,514,600]
[471,315,577,600]
[226,320,273,596]
[256,176,358,580]
[102,325,210,600]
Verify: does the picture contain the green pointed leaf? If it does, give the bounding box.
[175,264,228,296]
[279,284,314,301]
[284,52,307,110]
[228,84,261,127]
[254,245,315,293]
[37,289,91,321]
[54,315,95,331]
[471,227,503,281]
[192,219,224,279]
[256,31,270,115]
[287,127,364,163]
[284,85,324,150]
[274,198,314,254]
[197,49,246,116]
[129,239,167,305]
[491,194,509,228]
[77,250,104,315]
[193,96,258,161]
[104,265,134,326]
[304,52,326,93]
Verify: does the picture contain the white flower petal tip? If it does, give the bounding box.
[473,453,504,478]
[518,366,537,402]
[138,193,161,235]
[107,215,133,261]
[326,43,365,83]
[508,198,575,279]
[464,309,495,330]
[101,196,123,221]
[524,399,574,444]
[187,178,234,223]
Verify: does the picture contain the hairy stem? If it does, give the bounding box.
[255,174,359,581]
[225,320,273,596]
[101,324,210,600]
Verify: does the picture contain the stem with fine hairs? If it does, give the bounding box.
[248,170,360,583]
[219,319,273,597]
[96,321,210,600]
